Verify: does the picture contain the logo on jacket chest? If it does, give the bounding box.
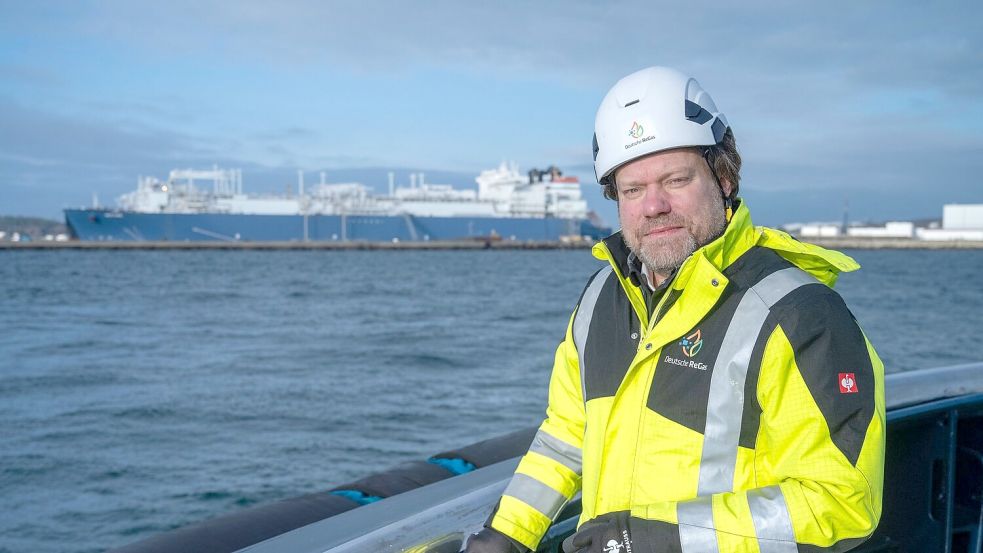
[662,328,709,370]
[839,372,858,393]
[679,329,703,357]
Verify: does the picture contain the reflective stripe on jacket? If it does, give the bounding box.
[490,202,885,552]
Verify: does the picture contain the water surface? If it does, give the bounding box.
[1,248,980,552]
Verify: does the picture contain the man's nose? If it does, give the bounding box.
[642,185,670,217]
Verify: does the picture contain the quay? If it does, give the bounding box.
[3,237,983,250]
[800,237,983,250]
[0,239,598,251]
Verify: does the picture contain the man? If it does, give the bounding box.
[465,66,885,553]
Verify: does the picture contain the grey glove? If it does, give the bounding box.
[463,526,528,553]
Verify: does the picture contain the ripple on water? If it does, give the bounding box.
[2,248,980,553]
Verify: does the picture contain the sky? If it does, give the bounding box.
[1,1,981,228]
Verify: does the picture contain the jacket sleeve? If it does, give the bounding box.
[490,312,586,551]
[630,292,886,552]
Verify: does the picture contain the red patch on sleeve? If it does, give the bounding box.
[839,373,858,394]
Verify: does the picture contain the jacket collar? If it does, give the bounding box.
[598,231,633,279]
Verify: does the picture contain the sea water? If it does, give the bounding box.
[1,248,980,553]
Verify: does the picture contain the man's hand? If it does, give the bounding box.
[463,527,528,553]
[561,512,634,553]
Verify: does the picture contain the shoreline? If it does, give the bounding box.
[799,237,983,250]
[0,240,597,250]
[3,237,983,250]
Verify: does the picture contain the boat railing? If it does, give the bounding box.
[112,362,983,553]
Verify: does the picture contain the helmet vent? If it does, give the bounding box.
[711,118,727,143]
[624,99,640,107]
[685,100,713,125]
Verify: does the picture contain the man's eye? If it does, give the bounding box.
[667,177,690,187]
[622,187,642,197]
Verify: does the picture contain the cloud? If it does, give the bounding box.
[0,63,64,88]
[0,97,479,217]
[1,1,980,223]
[82,98,197,122]
[24,1,973,97]
[255,127,319,141]
[0,98,250,215]
[0,99,204,169]
[9,2,982,129]
[17,3,980,150]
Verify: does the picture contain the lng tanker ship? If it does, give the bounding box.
[64,164,610,242]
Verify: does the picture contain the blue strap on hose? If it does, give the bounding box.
[427,457,477,475]
[330,490,382,505]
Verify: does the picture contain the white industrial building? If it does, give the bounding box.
[794,204,983,242]
[918,204,983,241]
[846,221,915,238]
[943,204,983,229]
[799,224,841,237]
[916,228,983,241]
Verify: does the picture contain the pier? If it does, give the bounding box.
[3,238,983,250]
[0,239,597,250]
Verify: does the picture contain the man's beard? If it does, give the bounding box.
[624,195,727,277]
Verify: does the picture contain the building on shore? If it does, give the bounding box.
[791,203,982,242]
[917,204,983,241]
[799,223,842,237]
[847,221,914,238]
[795,221,915,239]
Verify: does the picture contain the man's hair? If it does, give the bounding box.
[602,128,742,201]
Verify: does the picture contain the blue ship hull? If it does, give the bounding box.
[64,209,609,242]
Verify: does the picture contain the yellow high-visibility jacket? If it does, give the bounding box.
[491,202,885,552]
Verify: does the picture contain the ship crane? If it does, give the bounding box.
[526,165,563,184]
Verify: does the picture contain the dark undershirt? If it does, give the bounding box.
[626,252,674,317]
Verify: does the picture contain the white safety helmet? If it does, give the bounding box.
[593,66,729,186]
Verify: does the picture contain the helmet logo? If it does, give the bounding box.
[628,121,645,139]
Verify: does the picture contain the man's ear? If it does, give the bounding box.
[719,178,733,199]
